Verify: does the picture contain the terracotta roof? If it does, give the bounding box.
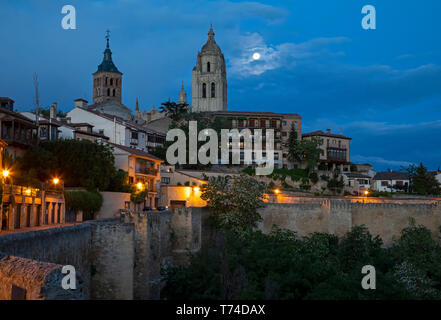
[373,172,409,180]
[78,107,165,136]
[303,130,351,140]
[343,172,371,179]
[108,142,164,162]
[207,110,301,119]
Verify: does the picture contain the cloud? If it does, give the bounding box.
[351,155,414,168]
[228,33,349,77]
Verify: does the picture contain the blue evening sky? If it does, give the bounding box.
[1,0,440,171]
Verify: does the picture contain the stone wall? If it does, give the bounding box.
[0,223,92,297]
[258,200,441,245]
[0,219,136,300]
[0,253,84,300]
[89,220,135,300]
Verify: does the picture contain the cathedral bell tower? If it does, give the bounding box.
[191,25,227,112]
[92,30,123,105]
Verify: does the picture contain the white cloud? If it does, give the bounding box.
[228,33,350,77]
[352,155,414,168]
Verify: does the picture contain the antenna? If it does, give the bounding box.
[33,73,40,133]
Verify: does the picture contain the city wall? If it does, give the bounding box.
[0,198,440,299]
[258,200,441,245]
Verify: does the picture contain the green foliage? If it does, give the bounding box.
[159,100,190,121]
[200,175,266,235]
[16,139,116,190]
[309,172,319,184]
[64,190,103,218]
[242,167,255,176]
[107,169,132,193]
[130,189,148,204]
[163,224,441,300]
[288,137,323,172]
[405,163,441,195]
[327,174,344,195]
[370,190,393,198]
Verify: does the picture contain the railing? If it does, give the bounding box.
[135,168,158,176]
[2,184,41,197]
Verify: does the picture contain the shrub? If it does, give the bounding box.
[64,190,103,220]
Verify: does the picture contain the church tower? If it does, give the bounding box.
[92,31,123,105]
[178,81,187,104]
[192,25,227,112]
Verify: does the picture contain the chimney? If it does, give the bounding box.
[326,128,331,134]
[50,102,57,119]
[74,98,89,109]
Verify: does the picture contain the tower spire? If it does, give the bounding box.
[105,29,110,48]
[208,24,215,40]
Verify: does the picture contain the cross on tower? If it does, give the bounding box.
[105,29,110,47]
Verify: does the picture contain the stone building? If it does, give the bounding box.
[192,25,227,112]
[302,129,351,171]
[93,33,123,105]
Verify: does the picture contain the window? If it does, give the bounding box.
[282,121,287,126]
[202,83,207,98]
[107,88,110,96]
[211,82,215,98]
[131,132,138,139]
[282,131,287,137]
[381,181,389,187]
[161,177,170,184]
[113,89,115,97]
[207,62,211,72]
[110,78,113,86]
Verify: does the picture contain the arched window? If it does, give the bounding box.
[110,78,113,86]
[211,83,215,98]
[207,62,211,72]
[107,88,110,96]
[113,89,116,97]
[202,83,207,98]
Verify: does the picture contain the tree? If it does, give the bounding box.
[200,175,267,235]
[405,163,441,195]
[286,122,298,162]
[159,100,190,121]
[289,137,323,172]
[16,139,116,190]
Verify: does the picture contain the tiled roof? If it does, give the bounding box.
[373,172,409,180]
[77,107,165,136]
[303,130,351,140]
[343,172,371,179]
[108,142,164,162]
[207,110,301,119]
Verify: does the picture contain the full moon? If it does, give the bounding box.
[252,52,261,60]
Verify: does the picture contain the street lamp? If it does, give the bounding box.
[364,190,369,197]
[53,178,60,185]
[274,188,280,194]
[2,170,9,178]
[137,182,144,191]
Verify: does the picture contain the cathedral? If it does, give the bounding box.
[88,25,228,124]
[191,25,227,112]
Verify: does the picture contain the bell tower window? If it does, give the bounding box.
[211,82,215,98]
[207,62,210,72]
[202,83,207,98]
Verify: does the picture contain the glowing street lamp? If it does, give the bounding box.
[364,190,369,197]
[274,188,280,194]
[137,182,144,191]
[53,178,60,185]
[2,170,9,178]
[193,186,200,192]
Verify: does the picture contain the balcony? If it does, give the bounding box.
[135,168,158,176]
[130,138,139,145]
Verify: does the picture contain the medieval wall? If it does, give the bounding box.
[257,200,441,245]
[0,253,84,300]
[89,220,135,300]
